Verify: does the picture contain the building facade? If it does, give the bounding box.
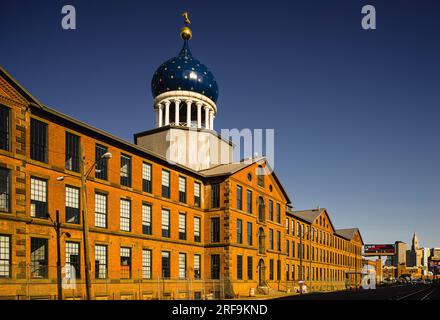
[0,20,363,300]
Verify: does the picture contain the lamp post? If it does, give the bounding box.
[58,147,112,300]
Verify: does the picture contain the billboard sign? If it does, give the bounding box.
[364,244,395,256]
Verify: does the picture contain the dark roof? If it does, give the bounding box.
[335,228,364,244]
[199,157,292,204]
[288,209,324,224]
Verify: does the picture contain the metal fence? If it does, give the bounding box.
[0,264,360,300]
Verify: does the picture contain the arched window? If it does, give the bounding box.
[258,228,265,254]
[257,197,265,222]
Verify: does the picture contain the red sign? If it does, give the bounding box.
[364,244,395,256]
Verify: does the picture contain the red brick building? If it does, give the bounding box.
[0,24,363,300]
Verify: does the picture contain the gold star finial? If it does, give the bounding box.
[180,11,192,40]
[183,11,191,25]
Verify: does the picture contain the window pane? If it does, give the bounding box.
[120,247,131,279]
[30,118,48,163]
[95,245,107,279]
[142,249,152,279]
[66,242,80,279]
[30,238,48,279]
[120,155,132,187]
[95,144,108,180]
[0,106,10,151]
[94,193,107,228]
[30,177,48,219]
[162,209,170,237]
[120,199,131,231]
[0,235,11,278]
[142,163,152,193]
[142,204,152,235]
[0,168,10,212]
[194,217,201,242]
[65,186,80,224]
[65,132,80,172]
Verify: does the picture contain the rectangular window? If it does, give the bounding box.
[0,106,10,151]
[0,168,10,212]
[65,242,80,279]
[179,253,187,279]
[94,193,107,228]
[246,190,252,213]
[211,254,220,279]
[210,217,220,243]
[276,203,281,223]
[194,182,201,207]
[211,183,220,208]
[237,255,243,280]
[30,118,48,163]
[30,177,48,219]
[95,245,108,279]
[120,199,131,232]
[179,213,187,240]
[286,264,289,280]
[120,247,131,279]
[286,240,290,256]
[120,154,132,187]
[269,200,273,221]
[269,229,274,250]
[161,251,170,278]
[276,231,281,251]
[236,219,243,244]
[247,256,253,280]
[142,203,152,235]
[236,185,243,210]
[162,170,170,198]
[142,249,152,279]
[30,238,48,279]
[285,218,289,233]
[0,235,11,278]
[194,217,201,242]
[291,220,295,236]
[65,186,80,224]
[292,241,295,257]
[161,209,170,238]
[247,222,253,245]
[179,176,187,203]
[277,260,281,281]
[269,259,274,280]
[194,254,201,279]
[142,162,152,193]
[95,144,108,180]
[65,132,80,172]
[291,265,295,281]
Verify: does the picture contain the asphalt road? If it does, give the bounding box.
[275,283,440,300]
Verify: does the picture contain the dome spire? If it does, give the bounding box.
[180,11,192,41]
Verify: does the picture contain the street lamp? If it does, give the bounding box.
[58,148,112,300]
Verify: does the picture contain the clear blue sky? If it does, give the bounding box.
[1,0,439,248]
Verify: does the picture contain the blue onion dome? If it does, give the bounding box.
[151,40,219,102]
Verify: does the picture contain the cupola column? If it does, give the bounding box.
[204,106,210,129]
[157,103,163,127]
[174,99,181,126]
[164,100,170,126]
[210,110,214,130]
[196,102,203,129]
[186,100,192,127]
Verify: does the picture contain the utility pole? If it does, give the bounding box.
[55,210,62,300]
[299,225,303,294]
[80,144,93,300]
